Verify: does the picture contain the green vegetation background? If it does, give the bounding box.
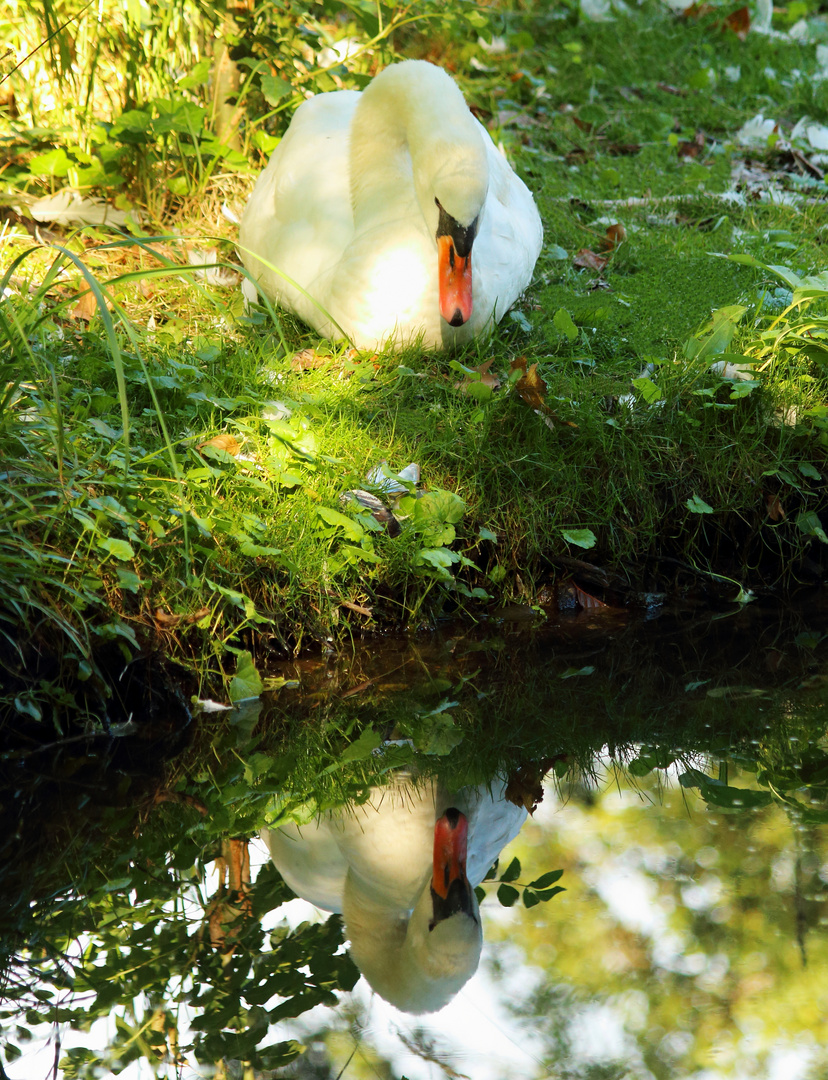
[2,3,828,1076]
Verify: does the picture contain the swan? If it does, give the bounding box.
[261,776,527,1013]
[239,60,543,351]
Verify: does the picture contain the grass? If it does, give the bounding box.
[3,0,828,709]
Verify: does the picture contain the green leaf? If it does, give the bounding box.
[632,377,662,403]
[478,526,498,542]
[528,869,564,889]
[415,547,460,573]
[317,506,365,542]
[535,886,565,901]
[28,148,73,176]
[523,889,540,908]
[686,494,714,514]
[799,462,822,481]
[553,308,579,341]
[496,883,520,907]
[796,510,828,544]
[466,380,493,402]
[340,727,381,763]
[261,74,293,105]
[499,857,521,883]
[561,528,596,549]
[115,568,142,593]
[98,537,134,561]
[229,651,264,703]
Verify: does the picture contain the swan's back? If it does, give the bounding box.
[239,91,359,331]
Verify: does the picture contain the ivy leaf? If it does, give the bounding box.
[339,727,381,763]
[686,494,714,514]
[98,537,135,561]
[229,651,263,703]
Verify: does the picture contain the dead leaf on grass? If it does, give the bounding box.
[573,248,609,272]
[71,290,98,322]
[454,358,501,394]
[677,131,706,159]
[571,582,611,611]
[154,606,211,628]
[607,142,642,156]
[602,223,627,250]
[199,433,242,456]
[681,2,715,18]
[723,5,750,39]
[510,360,574,431]
[505,758,558,813]
[291,347,329,371]
[766,493,786,521]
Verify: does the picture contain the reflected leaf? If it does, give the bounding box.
[497,883,520,907]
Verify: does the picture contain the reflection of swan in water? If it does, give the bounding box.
[262,777,526,1013]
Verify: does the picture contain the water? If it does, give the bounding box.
[2,602,827,1078]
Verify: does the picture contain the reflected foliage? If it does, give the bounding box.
[1,607,828,1075]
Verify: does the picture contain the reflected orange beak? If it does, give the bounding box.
[432,808,469,899]
[437,235,473,328]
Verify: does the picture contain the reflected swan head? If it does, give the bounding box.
[262,776,527,1014]
[345,807,483,1013]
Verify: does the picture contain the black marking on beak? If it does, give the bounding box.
[435,198,478,257]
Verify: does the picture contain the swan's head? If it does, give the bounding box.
[429,154,488,330]
[344,807,483,1014]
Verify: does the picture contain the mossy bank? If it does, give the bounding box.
[4,0,828,711]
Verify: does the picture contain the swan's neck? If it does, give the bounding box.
[342,871,482,1014]
[349,61,488,232]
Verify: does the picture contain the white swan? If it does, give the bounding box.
[261,776,527,1013]
[239,60,543,351]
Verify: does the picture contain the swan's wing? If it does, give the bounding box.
[469,126,543,328]
[457,781,528,888]
[261,820,348,913]
[238,91,360,328]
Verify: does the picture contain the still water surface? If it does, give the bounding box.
[5,603,828,1079]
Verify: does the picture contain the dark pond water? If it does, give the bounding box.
[2,600,828,1079]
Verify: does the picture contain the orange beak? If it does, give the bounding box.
[432,808,469,899]
[437,234,473,328]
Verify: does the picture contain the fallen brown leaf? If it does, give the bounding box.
[71,290,97,322]
[198,433,241,456]
[766,492,786,521]
[571,583,610,611]
[677,131,706,159]
[291,347,329,371]
[505,758,558,814]
[723,5,750,38]
[573,248,609,272]
[681,2,715,18]
[602,223,627,250]
[513,361,549,412]
[607,142,642,156]
[155,608,182,628]
[154,606,211,628]
[454,358,501,394]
